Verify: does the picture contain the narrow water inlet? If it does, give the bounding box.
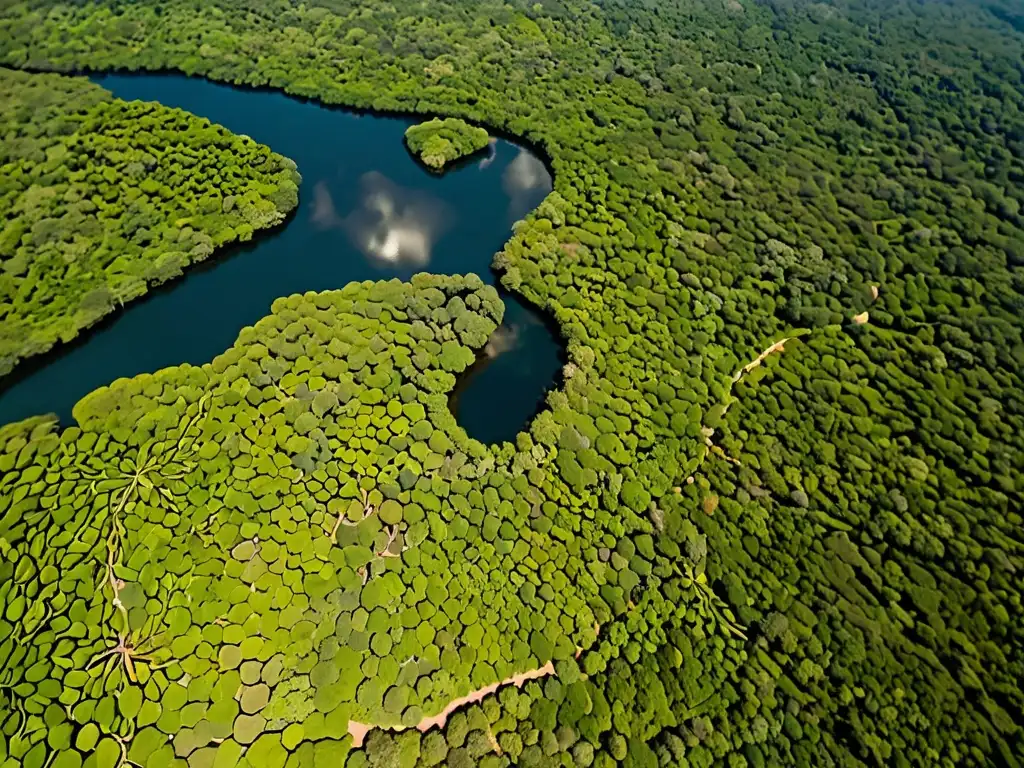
[0,72,563,444]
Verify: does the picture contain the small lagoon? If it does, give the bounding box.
[0,73,562,444]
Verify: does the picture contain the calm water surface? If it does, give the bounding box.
[0,73,562,444]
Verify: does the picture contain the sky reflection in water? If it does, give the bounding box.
[0,73,560,444]
[311,173,451,269]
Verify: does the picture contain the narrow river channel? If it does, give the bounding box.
[0,73,563,444]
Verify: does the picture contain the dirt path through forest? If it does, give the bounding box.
[347,635,595,748]
[347,660,557,747]
[730,335,796,384]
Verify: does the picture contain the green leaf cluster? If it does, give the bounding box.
[0,67,301,377]
[404,118,489,171]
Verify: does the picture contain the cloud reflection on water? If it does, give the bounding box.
[484,323,522,358]
[478,138,498,170]
[310,172,451,268]
[502,148,552,221]
[310,181,342,229]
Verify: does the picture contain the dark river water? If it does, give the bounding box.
[0,73,563,444]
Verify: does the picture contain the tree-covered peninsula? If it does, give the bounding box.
[0,68,301,377]
[404,118,490,171]
[0,0,1023,766]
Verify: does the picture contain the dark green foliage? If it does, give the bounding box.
[0,67,300,376]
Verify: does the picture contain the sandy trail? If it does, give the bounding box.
[347,661,555,747]
[730,336,794,384]
[347,640,591,747]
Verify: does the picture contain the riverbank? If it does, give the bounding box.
[0,70,563,445]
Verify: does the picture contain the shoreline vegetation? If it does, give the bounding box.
[0,71,562,438]
[0,275,612,768]
[0,67,300,378]
[404,118,490,172]
[0,0,1022,766]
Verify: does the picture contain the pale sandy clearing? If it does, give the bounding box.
[347,641,591,747]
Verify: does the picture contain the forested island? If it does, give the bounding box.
[0,1,1022,767]
[404,118,490,171]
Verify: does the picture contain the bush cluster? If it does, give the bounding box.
[0,67,300,376]
[404,118,489,171]
[1,0,1022,765]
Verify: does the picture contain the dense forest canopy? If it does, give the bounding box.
[0,67,300,376]
[404,118,490,171]
[0,0,1022,767]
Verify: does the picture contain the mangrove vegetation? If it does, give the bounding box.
[0,0,1022,766]
[404,118,490,172]
[0,67,300,377]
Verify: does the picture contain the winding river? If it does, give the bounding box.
[0,73,563,444]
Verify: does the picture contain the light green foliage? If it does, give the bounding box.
[404,118,489,171]
[0,277,622,768]
[2,0,1024,765]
